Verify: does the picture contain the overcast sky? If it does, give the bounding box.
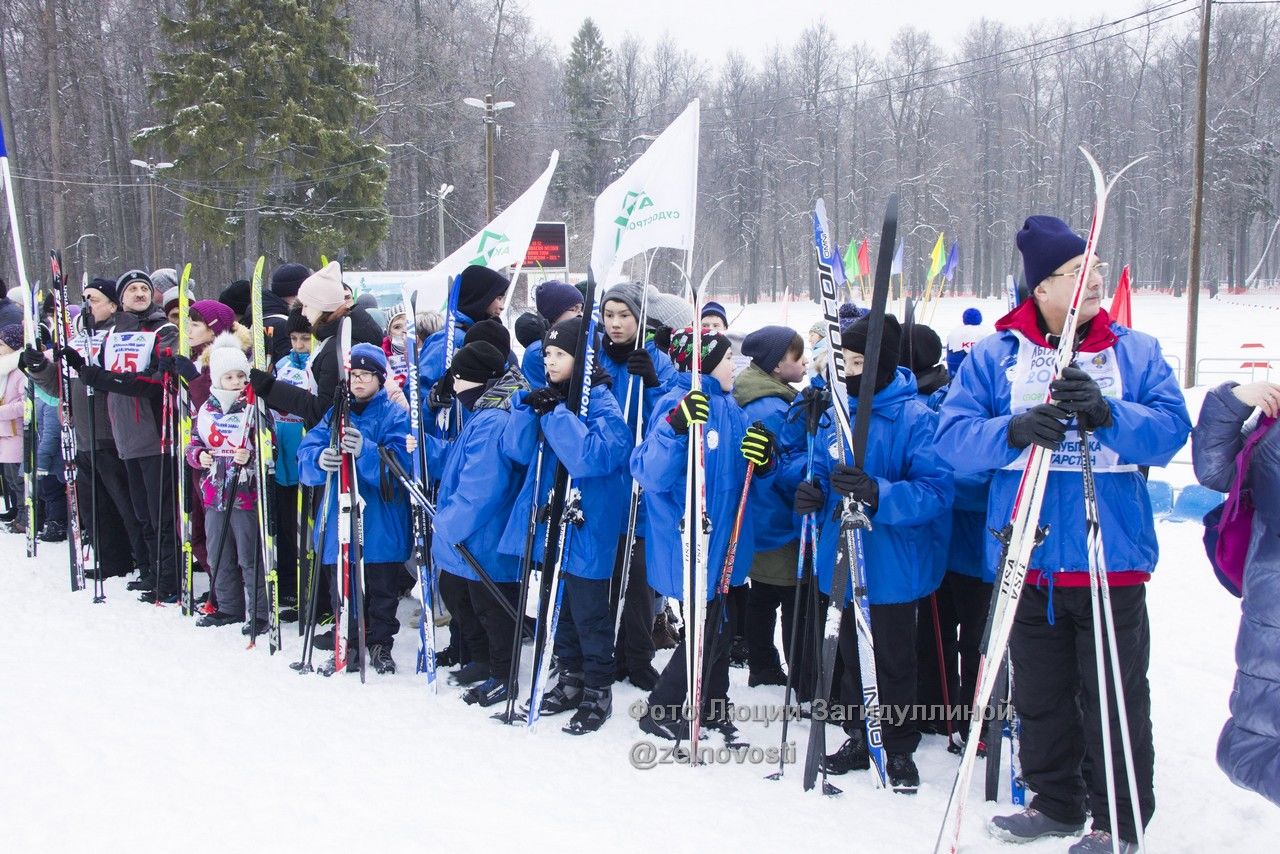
[519,0,1177,62]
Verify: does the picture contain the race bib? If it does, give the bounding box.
[102,330,157,374]
[1004,331,1134,473]
[69,329,106,364]
[388,351,408,389]
[272,360,311,424]
[197,406,249,458]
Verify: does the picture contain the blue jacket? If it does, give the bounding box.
[597,339,680,539]
[1193,383,1280,808]
[936,314,1190,583]
[297,388,412,565]
[631,373,759,599]
[498,384,633,580]
[417,309,473,390]
[923,382,995,582]
[779,368,953,605]
[431,395,527,583]
[521,339,546,389]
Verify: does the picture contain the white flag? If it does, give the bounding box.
[591,100,700,282]
[404,150,559,309]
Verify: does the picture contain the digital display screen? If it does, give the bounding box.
[523,222,568,268]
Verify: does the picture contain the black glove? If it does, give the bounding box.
[18,346,49,374]
[1050,365,1113,430]
[626,349,660,388]
[526,386,565,416]
[652,325,674,354]
[56,344,85,372]
[1007,403,1071,450]
[156,353,177,379]
[427,374,455,411]
[173,355,199,383]
[248,368,275,397]
[831,463,879,513]
[667,389,709,434]
[740,423,776,469]
[793,479,826,517]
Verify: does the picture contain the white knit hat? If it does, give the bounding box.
[208,332,250,388]
[297,261,346,313]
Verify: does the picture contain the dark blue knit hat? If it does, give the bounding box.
[349,342,388,385]
[0,323,23,352]
[534,280,584,324]
[1016,216,1088,291]
[270,262,311,299]
[84,276,119,306]
[962,307,983,326]
[741,325,800,375]
[700,301,728,327]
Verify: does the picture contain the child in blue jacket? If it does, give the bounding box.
[429,341,528,708]
[631,328,777,741]
[498,315,633,734]
[298,343,412,677]
[787,314,953,792]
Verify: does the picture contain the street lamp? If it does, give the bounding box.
[61,233,97,284]
[130,158,174,270]
[432,183,454,264]
[463,95,514,221]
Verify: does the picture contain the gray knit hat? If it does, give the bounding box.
[645,288,693,330]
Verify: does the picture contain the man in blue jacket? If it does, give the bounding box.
[418,264,509,398]
[298,343,412,676]
[936,216,1190,853]
[498,315,633,733]
[788,314,953,793]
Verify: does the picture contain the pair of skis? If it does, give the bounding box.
[403,293,438,689]
[329,316,368,681]
[48,251,86,591]
[247,256,282,653]
[934,149,1147,854]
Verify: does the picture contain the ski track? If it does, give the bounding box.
[3,294,1278,852]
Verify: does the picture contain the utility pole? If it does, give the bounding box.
[463,94,513,221]
[129,158,173,270]
[1183,0,1212,389]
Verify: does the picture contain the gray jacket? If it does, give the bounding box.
[29,314,119,453]
[1192,382,1280,807]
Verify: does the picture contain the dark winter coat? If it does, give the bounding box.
[936,302,1190,588]
[27,313,118,453]
[296,387,412,565]
[499,384,633,580]
[77,304,178,460]
[1192,382,1280,808]
[631,373,759,599]
[261,290,293,364]
[0,295,23,329]
[733,363,799,555]
[779,368,953,605]
[260,305,381,429]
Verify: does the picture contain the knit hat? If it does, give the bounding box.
[190,299,236,336]
[297,262,346,313]
[285,308,312,336]
[700,301,728,327]
[669,328,732,375]
[348,342,388,385]
[149,268,180,295]
[809,320,826,338]
[842,314,902,393]
[962,307,983,326]
[838,301,866,332]
[84,276,119,306]
[514,312,549,348]
[905,324,943,374]
[7,286,26,307]
[116,269,153,297]
[0,323,23,351]
[535,281,584,324]
[464,318,511,358]
[450,341,506,384]
[1016,215,1088,291]
[741,325,800,376]
[543,316,585,357]
[602,282,646,322]
[207,332,250,386]
[162,285,194,314]
[646,289,693,330]
[456,265,510,323]
[270,263,311,299]
[219,280,252,318]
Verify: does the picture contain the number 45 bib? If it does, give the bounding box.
[103,330,158,374]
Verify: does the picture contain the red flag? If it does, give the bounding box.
[1109,264,1132,327]
[857,238,871,279]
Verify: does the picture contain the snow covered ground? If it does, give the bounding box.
[3,294,1278,852]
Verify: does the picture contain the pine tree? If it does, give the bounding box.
[136,0,390,264]
[560,19,618,211]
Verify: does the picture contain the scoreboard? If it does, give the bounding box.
[522,222,567,269]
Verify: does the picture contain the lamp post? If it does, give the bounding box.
[61,233,96,284]
[463,94,514,221]
[434,183,454,264]
[130,158,173,270]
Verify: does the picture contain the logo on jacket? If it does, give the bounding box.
[706,429,719,450]
[1091,353,1108,368]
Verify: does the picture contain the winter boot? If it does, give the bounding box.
[368,644,396,675]
[748,666,787,687]
[448,661,491,687]
[312,628,335,651]
[196,611,243,628]
[39,520,67,542]
[620,662,660,691]
[319,653,360,676]
[463,677,513,708]
[988,808,1085,843]
[886,752,920,794]
[127,575,156,593]
[638,706,689,742]
[144,591,179,605]
[564,686,612,735]
[823,734,871,775]
[729,636,749,668]
[434,644,459,668]
[241,618,270,636]
[538,671,584,716]
[652,610,678,650]
[1068,831,1137,854]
